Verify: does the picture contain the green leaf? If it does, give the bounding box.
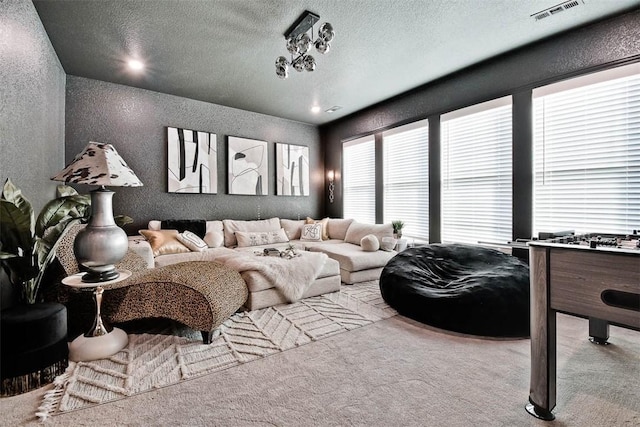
[56,185,79,198]
[115,215,133,226]
[0,199,34,257]
[1,179,34,236]
[35,194,90,237]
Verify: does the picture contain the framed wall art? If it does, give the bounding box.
[275,143,309,196]
[228,136,268,195]
[167,127,217,193]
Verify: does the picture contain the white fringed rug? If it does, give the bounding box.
[38,282,395,420]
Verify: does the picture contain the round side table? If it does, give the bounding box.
[62,270,131,362]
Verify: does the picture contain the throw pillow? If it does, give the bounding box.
[300,223,323,242]
[235,228,290,247]
[177,230,208,252]
[360,234,380,252]
[139,229,190,257]
[306,217,329,240]
[380,236,398,252]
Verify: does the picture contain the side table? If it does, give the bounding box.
[62,270,131,362]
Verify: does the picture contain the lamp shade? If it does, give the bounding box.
[51,142,143,187]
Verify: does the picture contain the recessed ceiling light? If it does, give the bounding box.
[128,59,144,71]
[311,106,321,114]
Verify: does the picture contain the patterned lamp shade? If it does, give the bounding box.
[51,142,143,187]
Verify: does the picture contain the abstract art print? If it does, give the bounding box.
[228,136,268,195]
[167,127,217,193]
[275,143,309,196]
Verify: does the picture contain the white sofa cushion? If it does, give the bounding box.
[280,219,305,240]
[327,218,354,240]
[222,217,281,247]
[309,242,396,272]
[344,222,394,246]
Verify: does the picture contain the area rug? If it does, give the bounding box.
[37,282,395,420]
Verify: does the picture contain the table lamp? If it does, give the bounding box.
[51,142,143,282]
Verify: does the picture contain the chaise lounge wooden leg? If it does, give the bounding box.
[201,330,214,344]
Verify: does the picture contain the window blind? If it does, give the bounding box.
[343,135,376,224]
[383,119,429,240]
[533,64,640,235]
[441,97,513,244]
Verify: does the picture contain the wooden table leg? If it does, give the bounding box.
[526,246,556,421]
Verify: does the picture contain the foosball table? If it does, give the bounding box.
[525,232,640,420]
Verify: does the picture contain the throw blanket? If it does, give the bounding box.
[214,251,329,302]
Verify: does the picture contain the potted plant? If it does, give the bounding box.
[0,179,93,304]
[392,220,405,239]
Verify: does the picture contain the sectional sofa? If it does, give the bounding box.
[130,217,397,310]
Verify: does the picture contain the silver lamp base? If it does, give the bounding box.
[74,188,128,283]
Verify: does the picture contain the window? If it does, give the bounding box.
[441,97,513,244]
[383,119,429,240]
[533,63,640,235]
[343,135,376,223]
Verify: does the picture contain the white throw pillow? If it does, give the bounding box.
[380,236,398,252]
[300,223,323,242]
[235,228,289,247]
[177,230,208,252]
[360,234,380,252]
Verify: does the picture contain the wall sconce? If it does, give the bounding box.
[327,170,335,203]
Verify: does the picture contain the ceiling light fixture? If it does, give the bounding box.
[311,106,321,114]
[128,59,144,71]
[275,10,335,79]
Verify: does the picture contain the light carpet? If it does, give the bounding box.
[37,282,395,420]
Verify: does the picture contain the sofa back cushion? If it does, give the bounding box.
[222,217,281,247]
[327,218,354,240]
[344,222,394,246]
[280,219,305,240]
[204,221,224,248]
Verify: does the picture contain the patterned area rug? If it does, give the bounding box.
[38,282,395,419]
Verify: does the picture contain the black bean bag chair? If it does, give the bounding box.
[380,244,530,337]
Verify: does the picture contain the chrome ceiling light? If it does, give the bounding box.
[275,11,334,79]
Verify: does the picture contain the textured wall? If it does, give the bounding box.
[0,0,65,211]
[321,10,640,219]
[65,77,322,232]
[0,0,66,308]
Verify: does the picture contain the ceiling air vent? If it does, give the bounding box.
[531,0,584,22]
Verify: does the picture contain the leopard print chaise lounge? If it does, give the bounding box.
[55,224,248,344]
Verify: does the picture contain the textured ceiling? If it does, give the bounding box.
[33,0,640,125]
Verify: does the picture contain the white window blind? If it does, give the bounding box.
[383,119,429,240]
[441,97,513,244]
[343,135,376,224]
[533,63,640,235]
